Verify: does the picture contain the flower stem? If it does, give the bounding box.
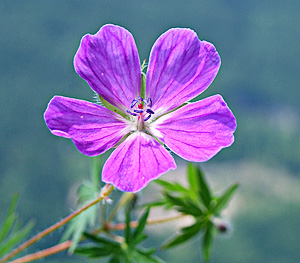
[7,241,72,263]
[107,192,135,223]
[0,184,114,263]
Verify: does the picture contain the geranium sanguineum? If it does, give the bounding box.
[44,24,236,192]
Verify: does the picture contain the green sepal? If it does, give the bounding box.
[141,72,146,100]
[98,94,127,119]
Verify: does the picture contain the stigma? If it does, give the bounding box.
[126,96,155,124]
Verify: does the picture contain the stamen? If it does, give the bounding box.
[144,114,151,121]
[130,99,138,108]
[146,109,154,114]
[126,110,137,116]
[134,109,144,113]
[147,97,152,107]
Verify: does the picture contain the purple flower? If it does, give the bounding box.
[44,24,236,192]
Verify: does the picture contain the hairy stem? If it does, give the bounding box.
[0,184,114,263]
[7,241,72,263]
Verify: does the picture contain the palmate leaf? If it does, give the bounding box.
[75,208,165,263]
[0,194,35,257]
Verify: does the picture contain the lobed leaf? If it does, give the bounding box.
[202,222,214,262]
[213,183,239,214]
[0,193,19,244]
[155,179,189,193]
[162,221,203,249]
[132,208,150,244]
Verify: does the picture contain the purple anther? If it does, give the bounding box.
[144,114,151,121]
[130,99,138,108]
[137,96,143,101]
[147,97,152,107]
[134,109,144,113]
[126,110,137,116]
[146,109,154,114]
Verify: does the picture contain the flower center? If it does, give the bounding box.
[126,96,154,131]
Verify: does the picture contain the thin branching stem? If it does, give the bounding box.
[109,213,189,231]
[7,241,72,263]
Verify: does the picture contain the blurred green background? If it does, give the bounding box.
[0,0,299,262]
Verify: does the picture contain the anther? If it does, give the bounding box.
[134,109,144,113]
[146,97,152,107]
[130,99,138,108]
[146,109,154,114]
[126,110,137,116]
[144,114,151,121]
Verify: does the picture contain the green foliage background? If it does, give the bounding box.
[0,0,299,262]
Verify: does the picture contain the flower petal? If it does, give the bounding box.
[44,96,130,156]
[146,28,221,115]
[74,24,141,111]
[102,132,176,192]
[150,95,236,162]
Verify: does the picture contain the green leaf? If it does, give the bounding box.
[83,232,119,246]
[202,223,214,262]
[61,182,100,253]
[0,193,19,244]
[164,193,186,207]
[109,256,121,263]
[98,95,127,118]
[125,209,131,244]
[75,245,116,258]
[213,183,239,214]
[188,163,212,208]
[142,200,167,208]
[155,180,189,193]
[132,208,150,243]
[0,194,35,257]
[162,221,203,249]
[176,200,203,217]
[130,248,165,263]
[187,163,200,194]
[91,155,102,187]
[0,220,35,257]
